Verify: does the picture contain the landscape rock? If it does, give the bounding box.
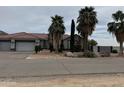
[64,52,74,57]
[73,52,84,57]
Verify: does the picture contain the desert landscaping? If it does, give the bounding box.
[1,73,124,87]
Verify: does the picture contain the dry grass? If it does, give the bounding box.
[26,50,124,59]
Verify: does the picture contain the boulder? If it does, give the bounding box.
[64,52,74,57]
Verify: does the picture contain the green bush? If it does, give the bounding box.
[112,49,118,53]
[83,51,96,58]
[35,45,41,54]
[35,46,39,54]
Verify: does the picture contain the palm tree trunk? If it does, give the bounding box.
[49,33,53,52]
[58,34,61,50]
[59,34,63,52]
[81,38,83,51]
[119,41,123,56]
[83,34,88,53]
[55,33,60,53]
[53,34,57,52]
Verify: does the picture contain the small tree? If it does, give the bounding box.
[88,39,98,46]
[88,39,98,52]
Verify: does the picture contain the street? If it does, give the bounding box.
[0,52,124,78]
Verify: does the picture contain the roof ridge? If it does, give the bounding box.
[30,33,48,40]
[26,33,40,39]
[10,32,38,39]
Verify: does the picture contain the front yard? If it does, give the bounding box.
[0,51,123,87]
[26,50,120,59]
[0,73,124,87]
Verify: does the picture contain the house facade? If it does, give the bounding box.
[0,32,49,52]
[63,34,82,51]
[0,32,84,52]
[0,32,114,52]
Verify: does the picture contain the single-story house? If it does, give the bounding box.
[1,32,113,52]
[0,32,71,52]
[0,32,49,52]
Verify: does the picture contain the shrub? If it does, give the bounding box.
[112,49,118,53]
[83,51,96,58]
[35,46,39,54]
[35,45,41,54]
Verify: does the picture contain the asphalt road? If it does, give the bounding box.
[0,52,124,78]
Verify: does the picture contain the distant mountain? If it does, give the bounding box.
[0,30,8,35]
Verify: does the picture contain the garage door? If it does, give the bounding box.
[0,41,11,51]
[16,42,35,52]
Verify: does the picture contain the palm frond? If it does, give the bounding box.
[77,6,98,36]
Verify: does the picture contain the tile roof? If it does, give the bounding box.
[0,32,69,40]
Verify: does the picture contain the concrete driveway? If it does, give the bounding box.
[0,52,124,78]
[0,51,32,59]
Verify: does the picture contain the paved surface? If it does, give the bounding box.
[0,52,124,78]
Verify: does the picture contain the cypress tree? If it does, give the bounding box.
[70,19,75,52]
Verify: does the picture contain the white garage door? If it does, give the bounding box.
[16,42,35,52]
[0,41,11,51]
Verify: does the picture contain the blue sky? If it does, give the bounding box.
[0,6,124,46]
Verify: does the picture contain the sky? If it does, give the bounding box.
[0,6,124,46]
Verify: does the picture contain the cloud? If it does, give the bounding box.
[0,6,124,46]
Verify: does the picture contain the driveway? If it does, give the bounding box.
[0,52,124,78]
[0,51,32,59]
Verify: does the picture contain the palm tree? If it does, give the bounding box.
[48,15,65,53]
[107,10,124,56]
[77,6,98,53]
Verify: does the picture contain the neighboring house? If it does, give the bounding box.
[0,32,49,52]
[63,34,82,50]
[92,46,113,53]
